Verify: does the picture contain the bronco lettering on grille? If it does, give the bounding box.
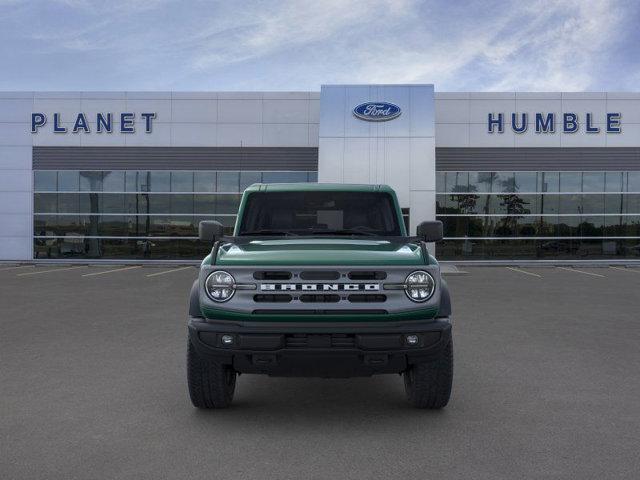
[260,283,379,291]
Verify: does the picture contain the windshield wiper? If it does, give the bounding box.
[240,229,298,236]
[305,229,377,236]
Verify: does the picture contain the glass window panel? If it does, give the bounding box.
[515,216,538,237]
[579,216,604,236]
[559,172,582,192]
[604,216,624,237]
[215,194,242,214]
[194,194,217,215]
[57,171,79,192]
[436,194,449,214]
[467,217,484,237]
[34,171,57,191]
[98,216,127,236]
[123,194,145,214]
[57,193,79,213]
[558,216,581,236]
[628,172,640,192]
[623,194,640,215]
[539,216,558,236]
[194,172,216,192]
[79,172,103,192]
[147,194,171,214]
[217,172,239,192]
[170,194,194,214]
[469,172,493,193]
[514,172,537,192]
[240,172,262,191]
[605,172,623,192]
[496,194,537,214]
[440,216,468,238]
[581,194,604,214]
[540,194,559,214]
[457,193,483,214]
[445,172,468,193]
[148,171,170,192]
[475,195,493,215]
[308,172,318,183]
[171,172,193,192]
[34,215,57,236]
[492,217,517,237]
[101,171,125,192]
[538,172,559,192]
[604,194,624,214]
[193,172,216,192]
[494,172,515,192]
[126,171,145,192]
[78,193,100,214]
[101,194,125,214]
[34,193,57,213]
[582,172,604,192]
[436,172,446,192]
[559,194,581,214]
[488,195,508,215]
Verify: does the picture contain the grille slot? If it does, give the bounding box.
[300,294,340,303]
[253,294,292,303]
[348,271,387,280]
[285,334,356,348]
[348,294,387,303]
[300,271,340,280]
[253,271,292,280]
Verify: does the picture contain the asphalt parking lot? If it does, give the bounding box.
[2,264,640,479]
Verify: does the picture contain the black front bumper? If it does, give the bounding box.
[188,316,452,377]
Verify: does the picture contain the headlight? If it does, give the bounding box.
[205,270,236,302]
[404,270,435,302]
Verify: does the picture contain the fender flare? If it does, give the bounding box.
[437,278,452,318]
[189,279,203,318]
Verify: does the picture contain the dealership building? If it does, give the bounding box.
[1,84,639,262]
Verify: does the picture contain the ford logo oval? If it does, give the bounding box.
[353,102,402,122]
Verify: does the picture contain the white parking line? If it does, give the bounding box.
[0,265,34,272]
[557,266,605,278]
[506,267,542,278]
[17,266,86,276]
[146,266,194,277]
[82,265,142,277]
[609,266,640,274]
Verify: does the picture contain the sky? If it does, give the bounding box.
[0,0,638,92]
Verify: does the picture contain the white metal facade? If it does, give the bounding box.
[1,88,640,260]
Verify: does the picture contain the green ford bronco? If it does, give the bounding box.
[187,183,453,409]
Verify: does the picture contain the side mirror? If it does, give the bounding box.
[416,221,443,242]
[199,220,225,243]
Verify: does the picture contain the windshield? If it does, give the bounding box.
[238,191,402,236]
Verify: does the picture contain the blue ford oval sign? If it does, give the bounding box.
[353,102,402,122]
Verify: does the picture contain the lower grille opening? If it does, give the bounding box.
[253,294,292,303]
[348,294,387,303]
[285,334,356,348]
[300,294,340,303]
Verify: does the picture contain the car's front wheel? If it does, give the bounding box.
[187,340,236,408]
[403,339,453,409]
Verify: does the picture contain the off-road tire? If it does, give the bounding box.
[187,340,236,408]
[404,339,453,409]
